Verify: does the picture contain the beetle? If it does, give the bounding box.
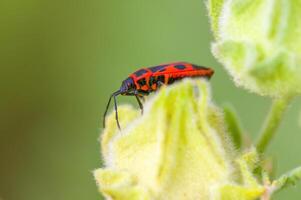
[103,61,214,130]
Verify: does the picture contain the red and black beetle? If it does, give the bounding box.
[103,61,214,130]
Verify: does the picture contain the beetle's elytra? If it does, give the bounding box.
[103,61,214,130]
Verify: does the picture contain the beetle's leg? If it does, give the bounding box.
[133,90,144,114]
[135,95,144,114]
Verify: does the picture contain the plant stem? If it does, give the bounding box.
[256,97,292,153]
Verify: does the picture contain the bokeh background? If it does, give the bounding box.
[1,0,301,199]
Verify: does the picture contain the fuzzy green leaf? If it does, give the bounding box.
[272,166,301,192]
[223,105,244,150]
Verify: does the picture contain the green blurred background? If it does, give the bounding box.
[1,0,301,199]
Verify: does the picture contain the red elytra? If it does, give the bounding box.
[103,61,214,130]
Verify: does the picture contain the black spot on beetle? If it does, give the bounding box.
[157,75,165,83]
[174,65,186,70]
[168,77,175,84]
[192,64,209,70]
[149,65,167,72]
[134,69,148,77]
[149,76,155,86]
[168,77,180,84]
[137,78,147,86]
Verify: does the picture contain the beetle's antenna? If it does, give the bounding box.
[113,92,121,130]
[103,90,122,130]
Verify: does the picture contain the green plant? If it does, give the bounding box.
[94,0,301,199]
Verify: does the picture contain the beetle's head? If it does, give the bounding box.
[120,77,135,95]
